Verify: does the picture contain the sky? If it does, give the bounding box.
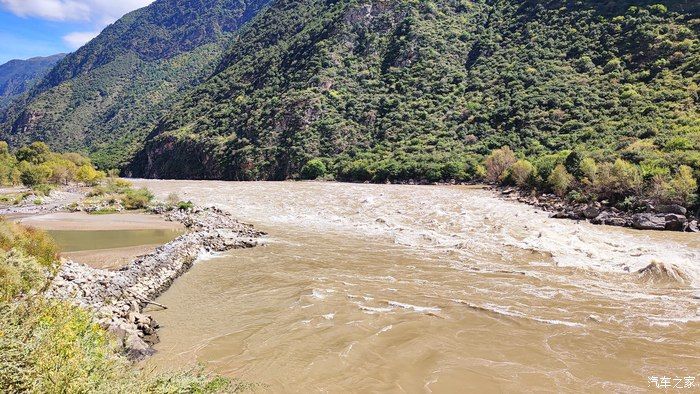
[0,0,154,64]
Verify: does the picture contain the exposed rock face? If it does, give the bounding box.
[45,206,263,360]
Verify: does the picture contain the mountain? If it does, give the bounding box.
[0,54,66,110]
[1,0,271,169]
[128,0,700,182]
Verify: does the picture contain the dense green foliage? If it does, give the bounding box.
[0,54,65,110]
[0,141,104,193]
[0,0,271,169]
[126,0,696,192]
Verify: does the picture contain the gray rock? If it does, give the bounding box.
[44,205,263,361]
[632,213,666,230]
[656,204,687,215]
[664,214,687,232]
[583,206,600,219]
[687,220,699,232]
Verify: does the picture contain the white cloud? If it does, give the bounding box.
[0,0,153,21]
[1,0,154,49]
[62,30,100,48]
[0,0,90,21]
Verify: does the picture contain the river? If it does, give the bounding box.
[132,180,699,392]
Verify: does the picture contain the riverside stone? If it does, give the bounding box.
[631,213,666,230]
[664,214,687,232]
[45,206,264,360]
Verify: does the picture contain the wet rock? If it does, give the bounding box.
[550,211,569,219]
[583,205,600,219]
[631,213,666,230]
[687,220,699,232]
[664,214,687,232]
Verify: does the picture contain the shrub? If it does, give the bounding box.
[0,219,58,270]
[509,159,536,187]
[484,146,517,182]
[15,142,50,165]
[440,161,467,181]
[177,200,195,211]
[76,165,105,186]
[548,164,574,197]
[19,163,51,187]
[0,249,47,302]
[662,165,698,206]
[579,157,598,184]
[300,159,327,180]
[595,159,642,198]
[121,188,154,210]
[564,151,583,178]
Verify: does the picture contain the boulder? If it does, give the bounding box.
[631,213,666,230]
[664,214,687,232]
[656,204,687,216]
[687,220,699,233]
[583,205,600,219]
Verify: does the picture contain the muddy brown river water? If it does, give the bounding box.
[133,180,699,392]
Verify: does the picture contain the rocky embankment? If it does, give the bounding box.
[499,188,699,232]
[45,206,264,360]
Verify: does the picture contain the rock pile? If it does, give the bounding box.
[500,188,698,232]
[45,206,264,360]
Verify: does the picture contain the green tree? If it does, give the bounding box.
[300,159,327,180]
[548,164,573,197]
[510,159,536,188]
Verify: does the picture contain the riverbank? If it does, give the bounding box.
[495,186,699,233]
[44,206,264,360]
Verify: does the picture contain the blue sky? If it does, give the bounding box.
[0,0,153,64]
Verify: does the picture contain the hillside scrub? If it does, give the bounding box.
[128,2,698,193]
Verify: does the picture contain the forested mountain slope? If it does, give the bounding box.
[1,0,271,168]
[128,0,699,185]
[0,54,65,110]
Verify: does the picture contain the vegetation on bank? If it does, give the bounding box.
[0,141,105,202]
[72,178,155,214]
[0,219,250,393]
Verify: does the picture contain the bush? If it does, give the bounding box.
[548,164,574,197]
[509,159,536,188]
[484,146,516,182]
[121,188,154,210]
[0,219,58,269]
[76,165,106,186]
[662,165,698,206]
[19,163,51,187]
[0,249,47,302]
[597,159,643,198]
[300,159,327,180]
[177,200,195,211]
[579,157,598,184]
[15,142,50,165]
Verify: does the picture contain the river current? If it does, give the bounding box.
[133,180,699,392]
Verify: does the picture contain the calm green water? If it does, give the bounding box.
[48,229,183,252]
